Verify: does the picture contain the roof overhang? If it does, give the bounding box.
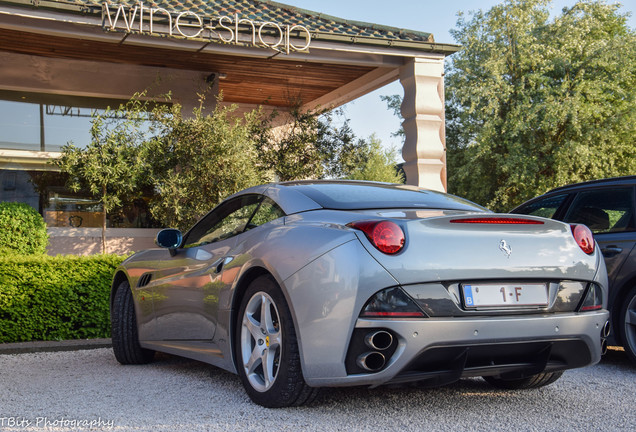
[0,149,62,171]
[0,1,459,109]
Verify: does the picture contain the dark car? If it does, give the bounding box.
[512,176,636,364]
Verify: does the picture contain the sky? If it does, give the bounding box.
[280,0,636,158]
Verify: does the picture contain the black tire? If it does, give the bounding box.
[234,275,319,407]
[618,286,636,364]
[111,280,155,365]
[483,371,563,389]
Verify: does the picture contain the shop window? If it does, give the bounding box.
[0,90,133,152]
[0,170,40,210]
[44,193,103,228]
[2,172,16,191]
[1,170,159,229]
[43,191,158,229]
[0,90,165,229]
[0,100,41,151]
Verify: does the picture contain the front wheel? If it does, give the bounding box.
[483,371,563,390]
[235,275,318,407]
[111,280,155,365]
[618,286,636,364]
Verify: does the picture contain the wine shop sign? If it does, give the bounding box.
[102,2,312,54]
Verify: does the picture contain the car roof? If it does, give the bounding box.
[511,175,636,213]
[232,180,487,214]
[274,180,487,212]
[546,176,636,194]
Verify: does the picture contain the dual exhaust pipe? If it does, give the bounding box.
[356,330,393,372]
[356,320,612,372]
[601,320,610,356]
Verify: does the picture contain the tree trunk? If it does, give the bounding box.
[101,185,107,254]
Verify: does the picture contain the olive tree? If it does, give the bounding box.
[54,102,148,253]
[141,100,268,231]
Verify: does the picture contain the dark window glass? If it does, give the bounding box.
[247,197,285,230]
[184,195,285,248]
[285,182,486,211]
[513,194,568,219]
[563,188,634,234]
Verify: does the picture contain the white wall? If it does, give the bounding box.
[47,228,161,256]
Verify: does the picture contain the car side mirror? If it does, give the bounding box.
[155,229,182,256]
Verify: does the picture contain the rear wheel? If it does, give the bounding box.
[235,275,319,407]
[618,286,636,364]
[483,371,563,389]
[111,280,155,364]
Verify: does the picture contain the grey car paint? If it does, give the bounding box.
[113,181,609,387]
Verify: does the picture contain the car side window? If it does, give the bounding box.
[184,195,262,248]
[514,194,568,219]
[245,197,285,230]
[563,187,634,234]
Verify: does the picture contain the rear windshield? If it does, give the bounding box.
[285,182,487,211]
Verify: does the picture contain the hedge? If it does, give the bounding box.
[0,202,48,256]
[0,254,125,343]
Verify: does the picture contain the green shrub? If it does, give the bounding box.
[0,202,48,256]
[0,254,124,343]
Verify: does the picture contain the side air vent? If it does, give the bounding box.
[137,273,153,288]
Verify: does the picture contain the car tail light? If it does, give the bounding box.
[360,287,426,318]
[450,217,544,224]
[571,224,595,254]
[348,220,405,254]
[579,284,603,311]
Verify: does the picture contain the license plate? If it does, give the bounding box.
[462,283,548,308]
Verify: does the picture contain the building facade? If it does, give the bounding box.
[0,0,458,254]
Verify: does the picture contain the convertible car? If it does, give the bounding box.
[111,181,610,407]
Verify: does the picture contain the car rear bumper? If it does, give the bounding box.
[306,310,609,387]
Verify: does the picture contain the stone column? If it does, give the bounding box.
[400,57,447,192]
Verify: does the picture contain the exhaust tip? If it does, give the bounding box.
[601,338,608,356]
[364,330,393,351]
[357,351,386,372]
[602,320,611,339]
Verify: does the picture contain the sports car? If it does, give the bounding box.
[110,180,610,407]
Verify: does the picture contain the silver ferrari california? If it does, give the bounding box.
[110,181,610,407]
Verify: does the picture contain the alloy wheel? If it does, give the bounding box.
[240,291,282,392]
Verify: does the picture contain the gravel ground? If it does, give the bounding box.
[0,347,634,432]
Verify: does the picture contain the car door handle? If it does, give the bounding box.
[213,256,234,273]
[601,246,622,258]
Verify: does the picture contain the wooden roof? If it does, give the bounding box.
[0,28,375,107]
[0,0,458,108]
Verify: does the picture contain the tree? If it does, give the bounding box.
[445,0,636,211]
[54,102,148,253]
[256,106,404,184]
[343,135,404,183]
[56,94,405,237]
[254,105,325,181]
[381,1,635,210]
[141,99,267,231]
[379,94,405,140]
